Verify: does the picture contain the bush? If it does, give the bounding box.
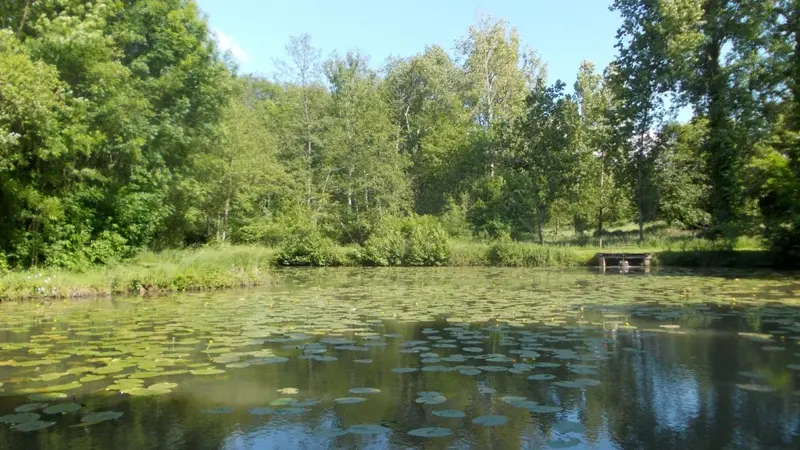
[363,216,451,266]
[275,232,337,266]
[488,234,581,267]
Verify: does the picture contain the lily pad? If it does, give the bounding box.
[201,407,235,415]
[736,384,776,393]
[125,386,172,397]
[79,375,106,383]
[14,403,48,413]
[528,373,557,381]
[314,428,348,438]
[548,437,582,448]
[553,420,586,433]
[42,402,82,414]
[391,367,418,374]
[472,415,508,427]
[334,397,367,404]
[0,413,41,425]
[432,409,465,418]
[269,398,296,406]
[459,368,482,376]
[528,405,563,413]
[190,368,225,376]
[349,387,381,395]
[12,420,56,432]
[81,411,123,424]
[408,427,453,438]
[275,407,310,415]
[347,424,391,435]
[28,393,67,402]
[248,407,275,416]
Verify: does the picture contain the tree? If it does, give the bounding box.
[383,45,471,213]
[456,14,528,177]
[324,51,411,242]
[510,79,581,244]
[273,34,329,213]
[610,0,672,242]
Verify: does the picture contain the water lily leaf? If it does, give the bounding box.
[353,359,373,364]
[42,403,82,414]
[314,428,347,438]
[293,399,322,407]
[347,424,391,435]
[349,387,380,395]
[43,381,82,392]
[225,362,251,369]
[93,366,124,375]
[472,415,508,426]
[415,393,447,405]
[12,420,56,432]
[125,386,172,397]
[275,407,310,415]
[432,409,465,418]
[787,364,800,371]
[548,437,581,448]
[0,413,41,425]
[553,420,586,433]
[528,374,557,381]
[334,397,367,404]
[527,405,563,413]
[391,367,418,374]
[15,403,48,413]
[79,375,106,383]
[408,427,453,438]
[736,384,776,393]
[201,407,235,415]
[29,393,67,402]
[459,368,482,376]
[190,368,225,376]
[248,407,275,416]
[500,396,527,404]
[81,411,123,424]
[269,398,296,406]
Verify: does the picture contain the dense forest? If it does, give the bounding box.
[1,0,799,270]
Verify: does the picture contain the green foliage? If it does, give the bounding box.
[275,232,337,267]
[363,216,451,266]
[2,3,794,271]
[487,234,582,267]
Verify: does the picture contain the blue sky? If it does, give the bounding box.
[196,0,622,88]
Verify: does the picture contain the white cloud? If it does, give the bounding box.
[214,30,249,64]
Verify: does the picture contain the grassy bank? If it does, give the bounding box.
[0,234,777,301]
[0,246,275,300]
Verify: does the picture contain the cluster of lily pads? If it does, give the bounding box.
[0,268,798,443]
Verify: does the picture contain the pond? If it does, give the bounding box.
[1,268,800,450]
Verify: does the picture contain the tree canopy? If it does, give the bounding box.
[1,2,799,268]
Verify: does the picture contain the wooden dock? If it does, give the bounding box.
[597,253,652,271]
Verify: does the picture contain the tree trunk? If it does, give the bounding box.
[535,205,544,245]
[790,1,800,176]
[703,0,734,237]
[598,158,605,248]
[636,153,645,243]
[221,197,230,243]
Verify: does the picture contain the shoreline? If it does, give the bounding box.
[0,244,780,302]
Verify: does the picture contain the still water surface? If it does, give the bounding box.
[1,268,800,449]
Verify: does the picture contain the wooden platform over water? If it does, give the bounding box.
[597,253,652,269]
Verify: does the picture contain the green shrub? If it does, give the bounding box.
[488,234,581,267]
[405,217,451,266]
[85,231,129,265]
[363,216,451,266]
[275,232,336,266]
